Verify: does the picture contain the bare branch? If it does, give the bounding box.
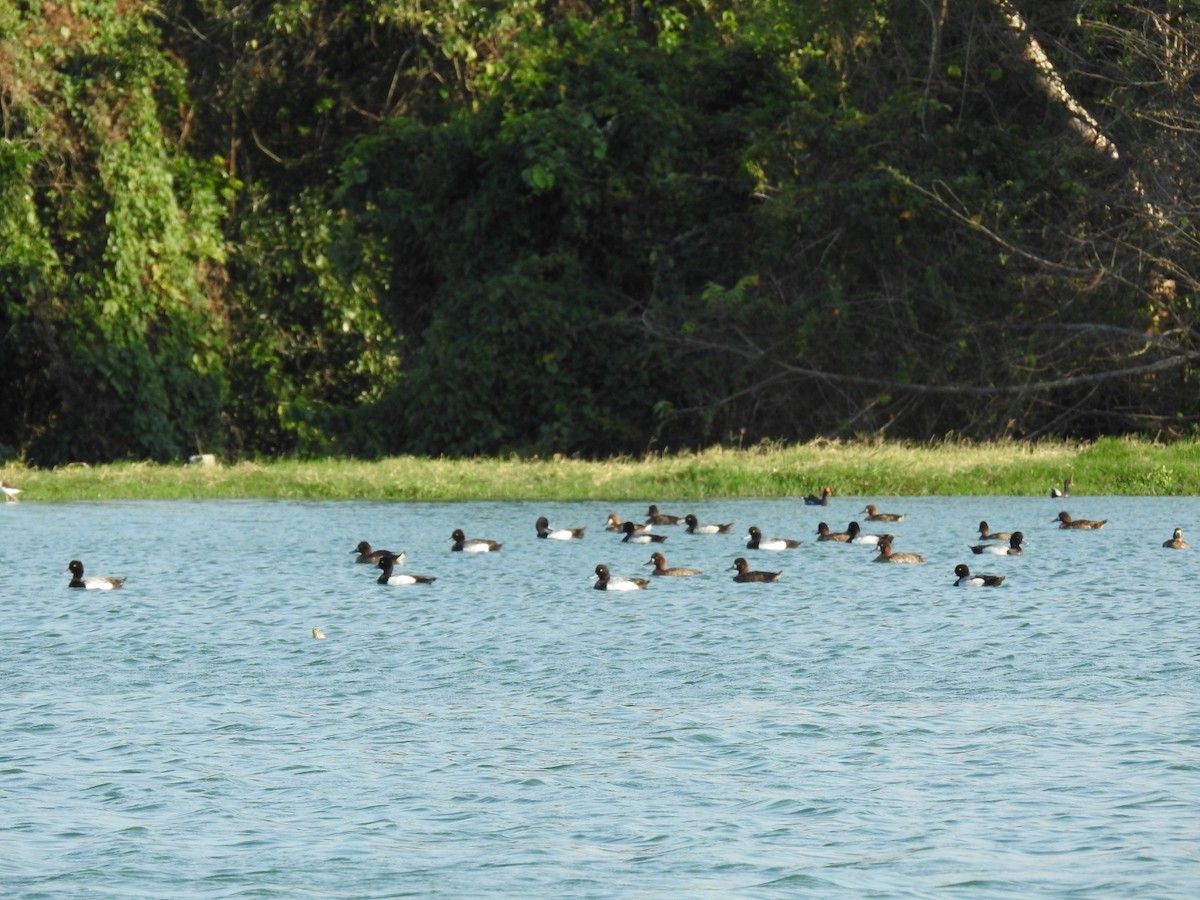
[642,311,1200,398]
[880,165,1105,277]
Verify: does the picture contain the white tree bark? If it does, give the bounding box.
[997,0,1120,160]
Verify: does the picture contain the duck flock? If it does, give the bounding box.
[342,481,1184,594]
[28,477,1187,594]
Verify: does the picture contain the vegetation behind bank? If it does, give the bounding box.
[2,3,1197,464]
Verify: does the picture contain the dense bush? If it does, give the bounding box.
[1,1,1196,461]
[0,2,227,463]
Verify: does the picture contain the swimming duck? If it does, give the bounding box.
[1054,511,1106,530]
[953,564,1005,587]
[376,554,436,585]
[1163,527,1189,550]
[977,521,1012,541]
[815,522,851,542]
[622,521,668,543]
[593,563,650,591]
[846,521,891,546]
[746,526,802,550]
[873,540,924,564]
[861,504,904,522]
[728,557,781,583]
[1,481,22,503]
[605,513,650,533]
[970,532,1024,555]
[352,541,402,565]
[804,486,832,506]
[66,560,125,590]
[536,516,586,540]
[646,505,685,525]
[684,514,734,534]
[450,529,503,552]
[1050,478,1073,498]
[645,552,703,576]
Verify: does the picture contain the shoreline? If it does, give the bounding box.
[3,437,1198,502]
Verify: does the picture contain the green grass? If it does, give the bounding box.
[5,437,1200,502]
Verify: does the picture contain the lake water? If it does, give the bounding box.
[1,496,1197,897]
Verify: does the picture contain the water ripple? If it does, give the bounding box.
[1,497,1198,896]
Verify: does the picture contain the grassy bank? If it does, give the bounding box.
[3,437,1199,502]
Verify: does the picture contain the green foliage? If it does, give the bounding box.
[337,18,802,454]
[374,253,648,455]
[223,187,400,457]
[636,0,1200,444]
[2,0,1198,461]
[0,1,229,463]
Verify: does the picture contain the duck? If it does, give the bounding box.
[1,480,22,503]
[645,552,702,576]
[846,521,891,546]
[804,486,832,506]
[1050,477,1073,498]
[861,503,904,522]
[351,541,402,565]
[873,540,924,564]
[977,521,1012,541]
[622,521,668,543]
[66,560,125,590]
[450,528,503,552]
[376,554,436,585]
[953,563,1005,587]
[605,513,651,533]
[728,557,781,583]
[815,522,851,542]
[684,514,734,534]
[646,505,685,526]
[1163,527,1189,550]
[970,532,1024,555]
[593,563,649,591]
[1054,511,1106,530]
[536,516,586,540]
[746,526,802,550]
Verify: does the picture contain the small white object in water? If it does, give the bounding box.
[311,627,326,640]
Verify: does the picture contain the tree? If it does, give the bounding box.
[643,0,1200,441]
[336,17,797,454]
[0,1,228,463]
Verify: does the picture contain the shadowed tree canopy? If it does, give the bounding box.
[0,0,1196,462]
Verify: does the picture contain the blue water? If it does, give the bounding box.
[1,496,1197,897]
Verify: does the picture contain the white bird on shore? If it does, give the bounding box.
[1,481,22,503]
